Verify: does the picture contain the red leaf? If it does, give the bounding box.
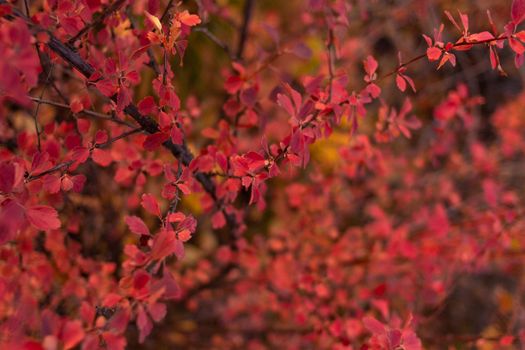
[147,303,167,322]
[396,75,406,92]
[102,293,122,307]
[61,320,85,350]
[362,316,386,335]
[141,193,161,216]
[176,183,191,195]
[43,174,61,194]
[26,205,61,230]
[125,70,140,85]
[116,88,131,112]
[426,47,442,61]
[151,229,184,260]
[509,37,525,54]
[467,31,494,42]
[277,93,295,117]
[143,132,169,151]
[92,148,113,167]
[364,55,378,76]
[211,211,226,229]
[31,152,52,174]
[71,175,86,193]
[224,75,243,94]
[95,79,116,97]
[170,126,184,145]
[125,216,150,236]
[178,11,201,26]
[167,212,185,222]
[159,272,181,300]
[138,96,156,115]
[512,0,525,25]
[71,147,90,166]
[133,270,151,290]
[177,229,192,242]
[0,200,25,244]
[61,175,74,192]
[0,162,22,193]
[136,306,153,344]
[0,162,15,193]
[70,98,83,113]
[95,130,109,144]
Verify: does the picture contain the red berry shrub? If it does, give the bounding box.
[1,0,525,348]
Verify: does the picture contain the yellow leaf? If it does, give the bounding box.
[145,11,162,32]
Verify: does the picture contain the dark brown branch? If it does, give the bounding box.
[160,0,175,23]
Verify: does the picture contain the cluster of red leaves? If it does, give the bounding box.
[1,0,525,349]
[178,81,525,348]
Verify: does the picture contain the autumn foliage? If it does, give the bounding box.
[2,0,525,348]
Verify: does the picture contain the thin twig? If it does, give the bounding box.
[25,161,73,182]
[67,0,126,45]
[194,27,234,59]
[95,127,143,149]
[29,97,136,128]
[22,0,29,16]
[378,36,507,82]
[236,0,254,60]
[326,28,335,102]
